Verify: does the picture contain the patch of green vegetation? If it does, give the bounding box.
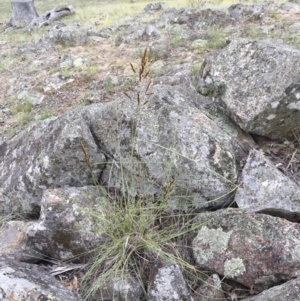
[247,26,263,39]
[85,65,99,76]
[38,110,54,121]
[203,26,228,51]
[11,101,33,115]
[270,11,281,21]
[104,80,114,93]
[0,62,6,72]
[60,67,72,78]
[283,34,300,49]
[190,63,202,76]
[171,33,182,46]
[3,127,17,138]
[15,111,32,125]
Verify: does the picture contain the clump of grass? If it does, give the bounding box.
[11,101,33,115]
[38,110,53,121]
[81,183,205,300]
[190,63,202,76]
[79,49,211,300]
[16,111,32,125]
[85,66,99,76]
[203,26,228,51]
[270,11,281,21]
[247,26,263,39]
[60,67,72,78]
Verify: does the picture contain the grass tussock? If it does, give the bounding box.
[78,48,233,300]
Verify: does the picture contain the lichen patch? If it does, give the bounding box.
[224,258,246,278]
[193,226,232,262]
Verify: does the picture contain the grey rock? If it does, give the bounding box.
[0,257,81,301]
[142,24,160,40]
[171,8,229,29]
[26,186,108,260]
[212,38,300,140]
[43,73,74,92]
[102,276,144,301]
[235,149,300,221]
[0,114,105,216]
[16,90,45,106]
[148,262,193,301]
[195,274,225,301]
[0,221,42,263]
[289,21,300,33]
[83,83,239,209]
[193,209,300,291]
[149,40,170,61]
[280,1,300,11]
[59,54,73,69]
[243,277,300,300]
[143,2,167,13]
[46,23,87,46]
[228,4,265,20]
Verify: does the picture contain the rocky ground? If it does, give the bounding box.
[2,0,300,300]
[2,0,300,184]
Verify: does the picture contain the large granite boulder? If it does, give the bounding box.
[0,81,252,216]
[212,38,300,140]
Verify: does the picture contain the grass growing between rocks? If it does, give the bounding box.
[78,49,236,300]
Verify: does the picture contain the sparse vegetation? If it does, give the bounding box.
[38,110,54,121]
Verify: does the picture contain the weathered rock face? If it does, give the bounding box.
[0,115,105,216]
[148,263,193,301]
[193,210,300,291]
[212,38,300,140]
[0,221,42,263]
[82,83,240,209]
[0,79,251,216]
[235,149,300,221]
[0,257,80,301]
[26,186,107,260]
[0,186,109,263]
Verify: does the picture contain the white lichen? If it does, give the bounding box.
[224,258,246,278]
[193,226,232,262]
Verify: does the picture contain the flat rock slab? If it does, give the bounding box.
[193,209,300,291]
[0,257,81,301]
[212,38,300,140]
[235,149,300,221]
